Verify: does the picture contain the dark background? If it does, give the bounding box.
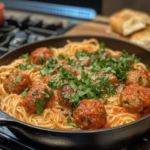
[28,0,102,14]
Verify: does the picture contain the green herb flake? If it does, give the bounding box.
[33,99,45,115]
[20,53,29,59]
[49,46,53,50]
[100,111,106,114]
[88,121,92,125]
[6,75,9,78]
[41,90,50,98]
[67,118,79,128]
[12,82,16,86]
[70,81,77,92]
[38,57,45,65]
[124,101,129,105]
[138,76,142,82]
[16,75,22,82]
[139,99,143,103]
[32,91,38,96]
[21,88,29,98]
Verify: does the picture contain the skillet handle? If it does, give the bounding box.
[0,110,17,126]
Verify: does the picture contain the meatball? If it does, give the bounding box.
[63,65,80,77]
[108,73,119,85]
[43,74,52,84]
[124,70,150,87]
[20,83,50,114]
[3,71,30,94]
[78,57,91,67]
[73,99,107,130]
[45,90,61,109]
[120,84,150,113]
[59,84,74,108]
[94,71,119,86]
[30,47,54,65]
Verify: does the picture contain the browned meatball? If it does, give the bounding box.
[59,84,74,108]
[3,71,30,94]
[43,74,52,84]
[124,70,150,87]
[63,65,80,77]
[78,57,91,67]
[120,84,150,113]
[20,83,50,114]
[30,47,54,65]
[45,90,61,109]
[73,99,107,130]
[94,71,119,85]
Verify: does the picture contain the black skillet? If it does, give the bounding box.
[0,35,150,150]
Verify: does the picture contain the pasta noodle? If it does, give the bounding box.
[0,38,148,130]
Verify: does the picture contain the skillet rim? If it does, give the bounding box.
[1,34,150,134]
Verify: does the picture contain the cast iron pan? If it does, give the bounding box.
[0,35,150,150]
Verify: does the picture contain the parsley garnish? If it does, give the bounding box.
[100,111,106,114]
[15,62,40,71]
[33,99,45,115]
[6,75,9,78]
[21,53,29,59]
[32,91,38,96]
[16,75,22,82]
[139,99,143,103]
[124,101,129,105]
[88,121,92,125]
[38,57,45,65]
[40,57,57,75]
[33,90,54,115]
[58,54,65,60]
[138,76,142,82]
[21,88,29,97]
[12,82,16,86]
[49,46,53,50]
[67,118,79,128]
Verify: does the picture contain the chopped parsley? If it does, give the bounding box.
[88,121,92,125]
[139,99,143,103]
[21,88,29,97]
[12,82,16,86]
[38,56,45,65]
[33,89,54,115]
[100,111,106,114]
[40,57,57,75]
[15,62,40,71]
[58,54,65,60]
[32,91,38,96]
[67,118,79,128]
[6,75,9,78]
[21,53,29,59]
[16,75,22,82]
[124,101,130,105]
[49,46,53,50]
[33,99,45,115]
[138,76,142,82]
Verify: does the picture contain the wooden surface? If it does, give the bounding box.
[65,22,128,40]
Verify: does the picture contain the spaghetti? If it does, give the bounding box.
[0,39,149,130]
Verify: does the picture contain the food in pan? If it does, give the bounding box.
[0,38,150,130]
[109,9,150,36]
